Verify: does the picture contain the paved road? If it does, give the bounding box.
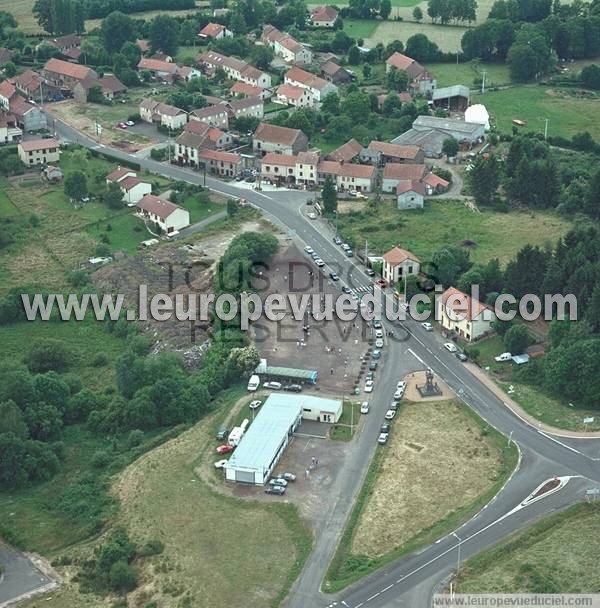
[49,113,600,608]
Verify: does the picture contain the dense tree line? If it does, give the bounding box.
[427,0,478,24]
[33,0,85,34]
[86,0,194,19]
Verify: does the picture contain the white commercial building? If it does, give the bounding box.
[225,393,342,485]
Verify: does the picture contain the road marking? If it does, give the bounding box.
[380,584,394,592]
[365,592,380,601]
[406,348,425,366]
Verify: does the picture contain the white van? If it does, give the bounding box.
[247,374,260,391]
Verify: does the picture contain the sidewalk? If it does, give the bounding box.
[465,362,600,439]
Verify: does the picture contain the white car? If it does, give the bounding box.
[249,400,262,409]
[495,352,512,362]
[214,459,228,469]
[443,342,458,353]
[304,245,314,254]
[269,477,288,487]
[384,409,396,420]
[360,401,370,414]
[315,258,325,267]
[378,432,389,444]
[393,388,405,400]
[364,380,374,393]
[375,338,384,348]
[396,380,407,392]
[375,329,384,338]
[126,120,135,126]
[421,322,433,331]
[307,212,317,220]
[263,381,282,389]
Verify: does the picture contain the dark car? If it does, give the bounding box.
[284,384,303,392]
[372,319,382,329]
[216,427,229,440]
[329,272,339,281]
[265,485,285,495]
[380,422,391,433]
[369,360,378,371]
[334,235,342,245]
[366,268,375,277]
[342,286,352,294]
[456,352,468,362]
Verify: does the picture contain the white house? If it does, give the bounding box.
[310,5,339,27]
[106,167,152,205]
[283,66,337,105]
[136,194,190,235]
[198,22,232,40]
[261,25,313,64]
[139,99,187,130]
[437,287,495,341]
[190,104,229,129]
[198,51,272,88]
[275,83,314,108]
[18,138,60,166]
[382,246,420,285]
[0,111,22,144]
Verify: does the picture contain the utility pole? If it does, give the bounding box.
[481,71,486,94]
[543,118,549,140]
[507,429,513,447]
[452,532,462,578]
[167,126,171,164]
[364,239,368,263]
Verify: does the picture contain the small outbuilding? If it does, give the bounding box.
[431,85,470,111]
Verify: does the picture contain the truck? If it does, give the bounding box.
[247,374,260,391]
[228,418,250,447]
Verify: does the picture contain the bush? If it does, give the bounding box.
[138,539,164,557]
[26,339,71,373]
[93,352,109,367]
[108,560,137,593]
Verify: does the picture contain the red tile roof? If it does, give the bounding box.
[337,163,376,179]
[198,149,241,163]
[386,52,416,71]
[441,286,489,321]
[19,137,59,152]
[383,246,420,266]
[285,66,329,92]
[254,122,304,146]
[261,152,296,166]
[199,22,227,38]
[0,79,16,100]
[119,176,144,191]
[43,58,93,80]
[137,58,177,73]
[423,172,450,190]
[230,81,263,97]
[369,141,422,160]
[106,167,135,182]
[183,120,211,136]
[276,83,306,101]
[328,139,363,163]
[311,5,339,21]
[396,179,426,196]
[383,163,427,181]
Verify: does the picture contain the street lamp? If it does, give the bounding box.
[452,532,462,578]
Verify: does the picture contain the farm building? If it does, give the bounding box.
[412,115,484,143]
[431,85,470,111]
[224,393,342,484]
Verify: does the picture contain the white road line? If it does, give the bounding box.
[365,592,380,601]
[407,348,425,366]
[380,584,394,592]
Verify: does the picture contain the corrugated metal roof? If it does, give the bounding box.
[226,394,340,473]
[432,85,470,100]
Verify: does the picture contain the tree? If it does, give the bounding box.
[387,66,408,91]
[101,11,137,54]
[347,44,361,64]
[0,400,28,439]
[581,64,600,89]
[321,92,340,114]
[380,0,392,19]
[109,560,137,592]
[413,6,424,20]
[362,63,372,79]
[504,323,530,354]
[467,155,500,205]
[322,176,338,214]
[87,85,104,104]
[342,90,371,122]
[332,30,354,53]
[584,168,600,218]
[3,61,17,78]
[405,33,441,62]
[250,44,273,70]
[442,137,459,159]
[149,15,179,55]
[64,171,87,201]
[26,339,71,373]
[227,198,239,216]
[103,182,124,210]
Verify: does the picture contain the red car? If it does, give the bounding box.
[116,122,128,129]
[216,444,234,454]
[375,278,388,288]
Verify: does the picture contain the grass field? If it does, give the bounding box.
[325,400,518,591]
[112,390,312,608]
[330,401,362,441]
[343,18,379,39]
[336,199,570,267]
[457,502,600,593]
[427,61,511,88]
[366,20,467,53]
[473,85,600,140]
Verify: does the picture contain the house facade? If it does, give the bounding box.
[261,25,313,64]
[106,167,152,205]
[382,163,428,193]
[283,66,337,105]
[228,96,264,120]
[197,149,243,177]
[275,83,314,108]
[310,5,339,27]
[42,58,97,91]
[190,104,229,129]
[18,138,60,166]
[253,122,308,155]
[437,287,495,341]
[198,22,232,40]
[0,112,22,144]
[382,246,420,285]
[139,99,187,129]
[396,180,425,210]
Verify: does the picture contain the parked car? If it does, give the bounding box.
[334,236,342,245]
[269,477,288,487]
[345,249,354,257]
[378,432,389,444]
[456,352,468,362]
[380,422,391,433]
[311,251,320,260]
[360,401,370,414]
[444,342,458,353]
[393,388,404,400]
[307,212,317,220]
[216,427,229,440]
[495,352,512,362]
[375,338,384,348]
[315,258,325,267]
[366,268,375,277]
[249,400,262,409]
[284,384,303,392]
[397,380,407,392]
[372,349,382,360]
[329,272,339,281]
[281,472,296,482]
[389,400,399,410]
[384,409,396,420]
[304,245,314,254]
[214,459,228,469]
[125,120,135,126]
[263,381,282,389]
[364,379,374,393]
[341,243,351,251]
[265,485,285,495]
[369,360,378,371]
[342,286,352,294]
[365,371,374,381]
[372,319,382,329]
[375,278,388,288]
[216,444,234,454]
[421,322,433,331]
[375,329,384,339]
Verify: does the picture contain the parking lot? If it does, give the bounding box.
[252,245,374,395]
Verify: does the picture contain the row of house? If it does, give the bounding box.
[381,247,494,341]
[197,50,272,88]
[0,79,45,133]
[261,25,313,64]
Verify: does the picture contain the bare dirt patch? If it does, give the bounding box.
[351,400,503,557]
[404,369,453,401]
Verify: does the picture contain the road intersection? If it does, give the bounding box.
[50,114,600,608]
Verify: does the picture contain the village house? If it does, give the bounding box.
[261,25,313,64]
[197,149,243,177]
[106,167,152,205]
[317,160,376,192]
[228,96,264,120]
[137,58,178,81]
[396,180,426,210]
[190,104,229,129]
[198,51,272,88]
[136,194,190,235]
[261,152,297,184]
[385,52,436,95]
[320,60,352,85]
[185,119,232,147]
[178,65,203,82]
[9,70,44,101]
[175,122,233,166]
[230,81,270,100]
[382,163,428,193]
[37,34,82,60]
[8,95,47,131]
[310,5,339,27]
[0,111,22,144]
[42,165,63,182]
[283,66,337,106]
[198,22,233,40]
[422,171,450,194]
[437,286,495,341]
[362,141,425,165]
[328,139,363,163]
[42,58,97,92]
[382,246,420,285]
[0,80,16,110]
[18,138,60,166]
[139,99,187,130]
[275,83,314,108]
[72,74,127,103]
[253,122,308,155]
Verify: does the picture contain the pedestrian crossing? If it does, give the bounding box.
[350,285,371,295]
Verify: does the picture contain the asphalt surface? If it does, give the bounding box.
[0,544,54,606]
[48,113,600,608]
